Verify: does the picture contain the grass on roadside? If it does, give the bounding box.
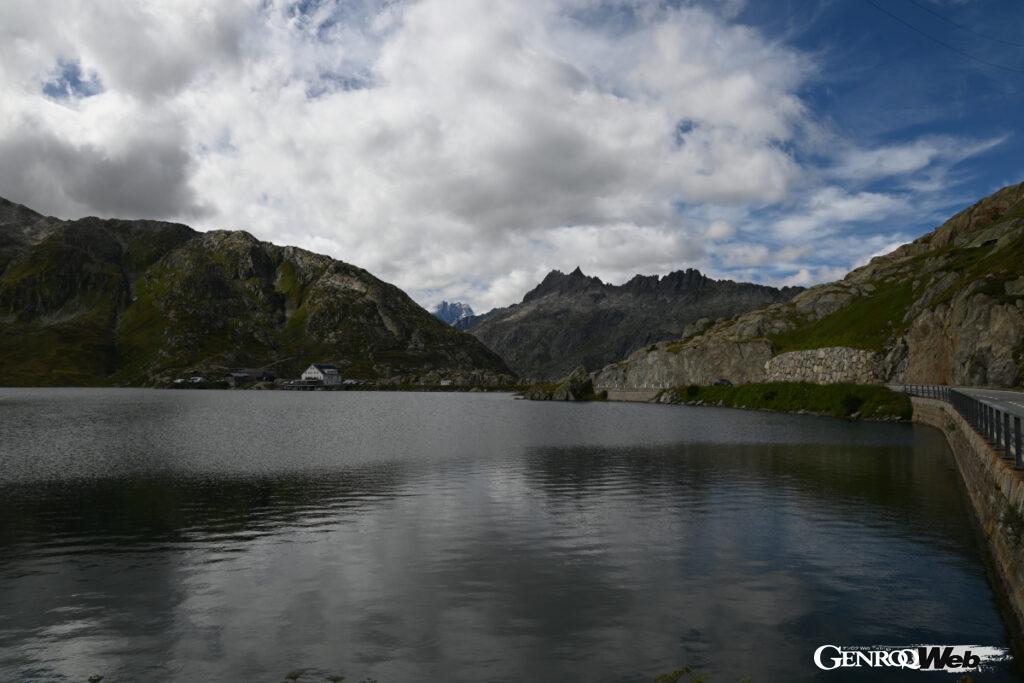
[658,382,912,421]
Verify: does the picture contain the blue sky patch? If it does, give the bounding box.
[41,58,103,100]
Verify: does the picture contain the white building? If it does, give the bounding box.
[301,363,341,386]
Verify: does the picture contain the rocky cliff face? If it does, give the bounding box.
[431,300,475,325]
[459,266,801,379]
[596,182,1024,390]
[0,198,512,386]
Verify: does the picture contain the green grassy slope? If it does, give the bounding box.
[0,205,511,386]
[768,193,1024,355]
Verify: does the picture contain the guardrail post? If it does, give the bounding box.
[993,407,999,447]
[1003,412,1012,458]
[1016,416,1023,470]
[994,406,1001,446]
[999,409,1008,456]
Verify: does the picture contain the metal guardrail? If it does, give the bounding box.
[900,385,1023,470]
[901,384,951,402]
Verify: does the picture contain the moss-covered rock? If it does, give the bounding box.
[522,366,605,401]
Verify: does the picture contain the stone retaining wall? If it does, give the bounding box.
[765,346,882,384]
[913,397,1024,640]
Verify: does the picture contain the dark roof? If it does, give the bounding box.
[311,363,339,372]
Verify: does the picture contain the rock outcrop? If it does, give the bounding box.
[598,339,773,388]
[522,366,602,401]
[596,181,1024,390]
[0,197,513,387]
[459,266,801,379]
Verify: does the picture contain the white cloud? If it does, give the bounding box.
[774,265,849,288]
[852,239,909,269]
[720,243,771,268]
[0,0,1005,312]
[832,135,1006,183]
[773,188,904,239]
[0,0,815,310]
[704,220,736,241]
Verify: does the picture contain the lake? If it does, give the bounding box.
[0,389,1018,681]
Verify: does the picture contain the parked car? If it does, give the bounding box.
[713,378,732,386]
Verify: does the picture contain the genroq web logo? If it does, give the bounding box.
[813,645,1011,673]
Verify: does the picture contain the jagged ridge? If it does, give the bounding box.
[459,265,802,379]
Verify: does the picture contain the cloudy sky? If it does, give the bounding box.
[1,0,1022,311]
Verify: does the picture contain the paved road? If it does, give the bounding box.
[955,387,1024,419]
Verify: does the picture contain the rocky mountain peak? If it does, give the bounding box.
[432,300,475,325]
[523,267,604,303]
[619,268,711,295]
[466,264,801,378]
[0,197,41,225]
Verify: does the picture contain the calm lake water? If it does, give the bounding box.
[0,389,1018,682]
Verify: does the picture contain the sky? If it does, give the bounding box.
[0,0,1022,312]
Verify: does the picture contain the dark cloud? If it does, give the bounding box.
[0,124,207,220]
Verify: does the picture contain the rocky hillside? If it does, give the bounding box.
[0,198,512,387]
[459,267,801,379]
[597,181,1024,390]
[432,300,475,325]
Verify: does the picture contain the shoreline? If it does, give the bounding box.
[597,381,914,422]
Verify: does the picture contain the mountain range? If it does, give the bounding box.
[7,179,1020,391]
[458,267,801,379]
[0,198,512,387]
